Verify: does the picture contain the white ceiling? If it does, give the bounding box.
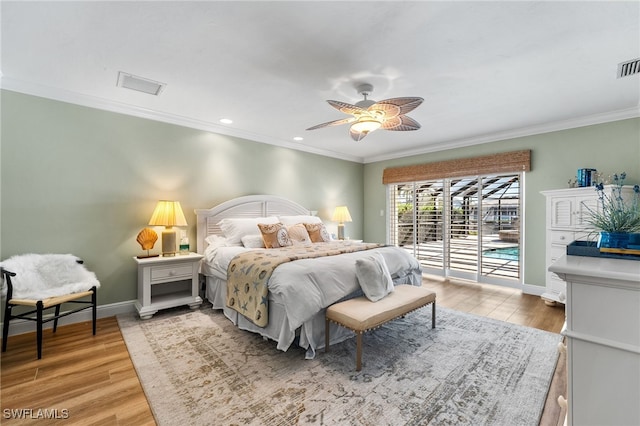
[2,1,639,163]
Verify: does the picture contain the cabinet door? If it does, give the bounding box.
[550,197,574,228]
[575,195,600,228]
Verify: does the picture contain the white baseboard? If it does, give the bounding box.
[424,272,546,298]
[1,300,138,337]
[522,283,545,297]
[2,285,547,337]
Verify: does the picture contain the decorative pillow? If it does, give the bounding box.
[257,223,292,248]
[241,234,266,248]
[355,252,394,302]
[217,216,278,246]
[279,215,322,226]
[287,223,312,245]
[304,223,331,243]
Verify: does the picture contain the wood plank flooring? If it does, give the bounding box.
[1,276,566,425]
[1,317,154,425]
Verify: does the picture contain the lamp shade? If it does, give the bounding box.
[148,200,187,227]
[331,206,352,224]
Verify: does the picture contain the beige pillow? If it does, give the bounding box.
[257,223,292,248]
[287,223,311,245]
[304,223,331,243]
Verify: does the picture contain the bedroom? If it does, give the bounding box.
[1,1,639,425]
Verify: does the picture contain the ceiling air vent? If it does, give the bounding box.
[117,72,165,95]
[617,58,640,78]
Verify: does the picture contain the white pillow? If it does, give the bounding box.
[203,235,231,263]
[205,234,229,247]
[355,252,394,302]
[278,215,322,226]
[217,216,278,246]
[241,234,266,248]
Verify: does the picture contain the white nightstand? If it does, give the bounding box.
[134,252,204,319]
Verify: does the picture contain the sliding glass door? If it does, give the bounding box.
[389,173,522,286]
[446,178,480,281]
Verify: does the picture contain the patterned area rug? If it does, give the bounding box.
[117,305,561,425]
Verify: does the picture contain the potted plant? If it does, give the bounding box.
[585,172,640,249]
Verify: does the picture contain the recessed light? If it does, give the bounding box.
[219,118,233,124]
[293,136,304,141]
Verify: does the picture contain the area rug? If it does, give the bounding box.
[117,305,561,426]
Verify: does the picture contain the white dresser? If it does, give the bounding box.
[540,185,635,305]
[550,255,640,426]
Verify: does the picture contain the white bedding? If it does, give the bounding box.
[200,241,422,358]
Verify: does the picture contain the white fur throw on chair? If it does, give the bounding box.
[1,254,100,300]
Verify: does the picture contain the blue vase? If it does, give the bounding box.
[597,231,630,249]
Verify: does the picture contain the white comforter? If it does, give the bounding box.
[202,242,422,332]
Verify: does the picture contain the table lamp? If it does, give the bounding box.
[148,200,188,256]
[332,206,352,240]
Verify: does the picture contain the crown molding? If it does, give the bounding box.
[363,106,640,163]
[0,77,364,163]
[3,77,636,165]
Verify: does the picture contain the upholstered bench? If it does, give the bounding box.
[325,285,436,371]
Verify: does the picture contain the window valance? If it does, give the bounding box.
[382,150,531,184]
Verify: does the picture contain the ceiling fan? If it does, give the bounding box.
[306,83,423,141]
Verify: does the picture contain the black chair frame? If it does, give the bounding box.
[1,260,97,359]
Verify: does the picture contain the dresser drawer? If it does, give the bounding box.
[550,244,566,262]
[551,231,575,246]
[150,264,193,283]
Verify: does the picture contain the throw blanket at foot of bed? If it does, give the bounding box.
[226,242,382,327]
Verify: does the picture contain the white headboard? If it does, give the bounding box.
[194,195,310,253]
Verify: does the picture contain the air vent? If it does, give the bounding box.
[617,58,640,78]
[117,72,165,95]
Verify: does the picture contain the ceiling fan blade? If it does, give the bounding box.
[381,115,421,131]
[349,127,369,141]
[370,97,424,118]
[327,100,368,115]
[306,117,355,131]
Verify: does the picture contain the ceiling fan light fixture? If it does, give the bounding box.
[351,118,382,134]
[307,82,423,140]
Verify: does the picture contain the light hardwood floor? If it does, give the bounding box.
[1,277,566,425]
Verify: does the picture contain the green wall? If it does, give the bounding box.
[2,89,638,308]
[363,118,640,288]
[1,90,364,306]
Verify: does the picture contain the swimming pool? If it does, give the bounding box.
[483,246,519,261]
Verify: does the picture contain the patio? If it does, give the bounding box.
[400,233,520,281]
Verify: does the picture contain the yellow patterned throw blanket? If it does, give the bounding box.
[226,242,382,327]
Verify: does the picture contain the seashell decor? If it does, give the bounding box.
[136,228,158,258]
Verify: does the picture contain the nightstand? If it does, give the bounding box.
[134,252,204,319]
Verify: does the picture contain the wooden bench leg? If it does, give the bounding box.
[325,317,330,352]
[356,332,363,371]
[432,300,436,329]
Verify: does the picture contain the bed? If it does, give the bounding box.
[195,195,422,359]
